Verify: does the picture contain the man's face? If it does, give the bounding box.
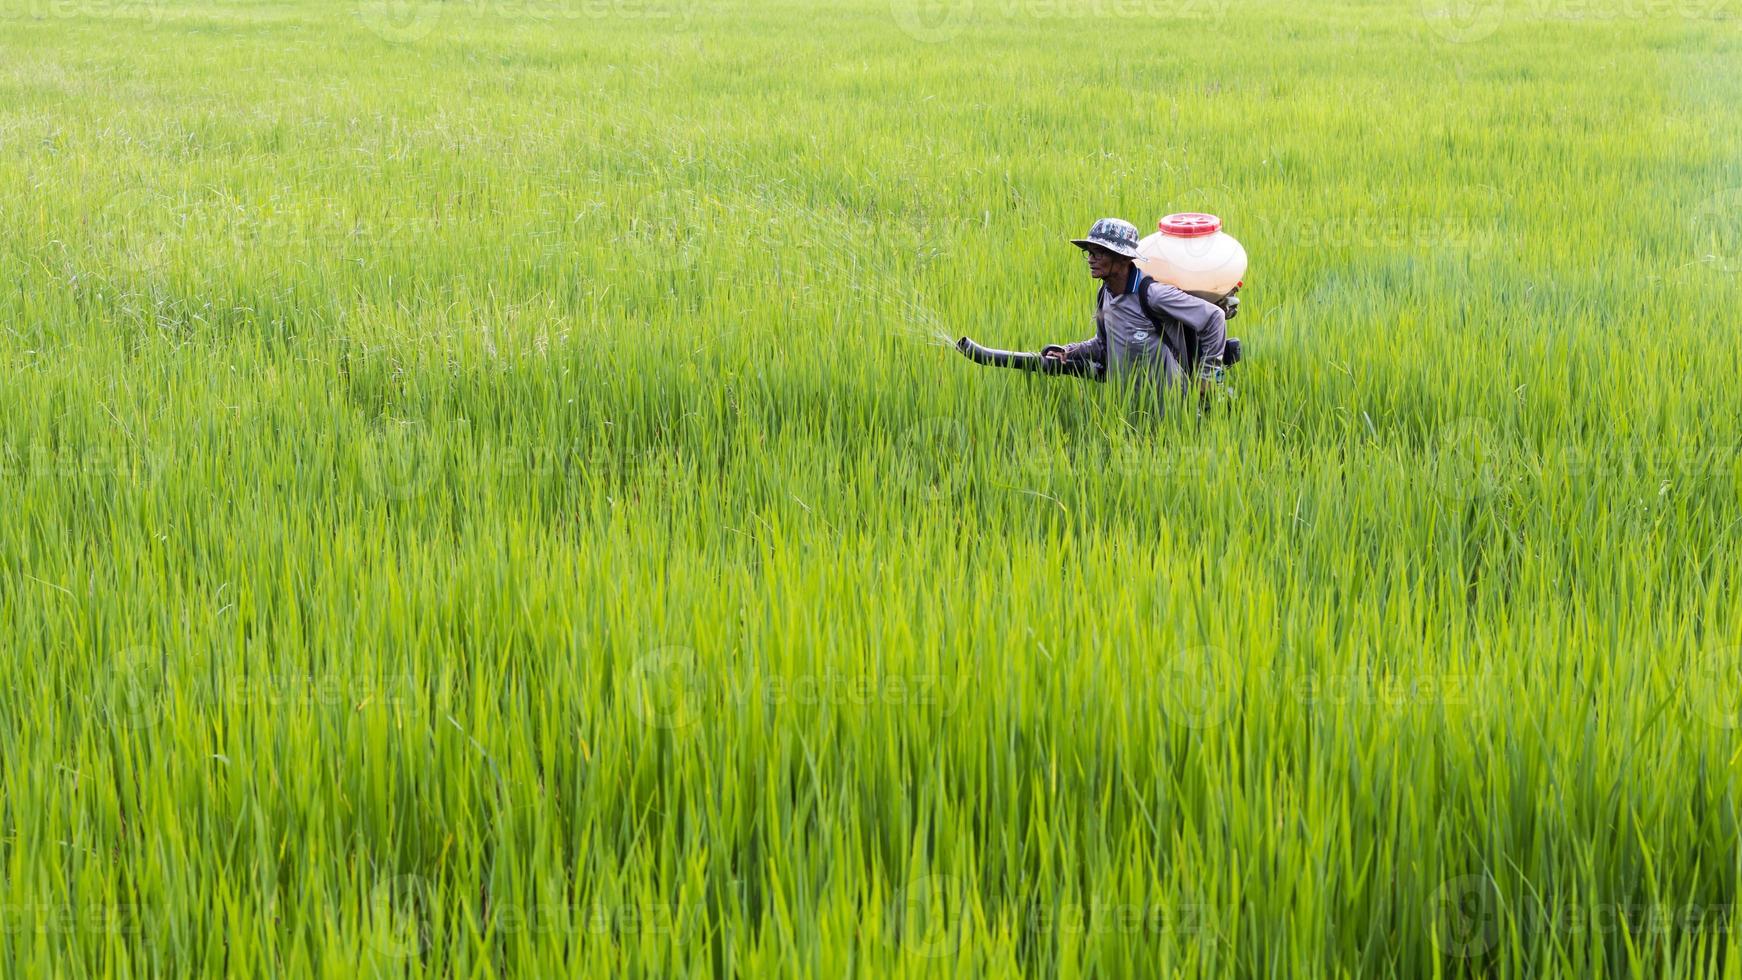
[1084,244,1121,280]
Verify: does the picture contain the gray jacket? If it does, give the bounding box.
[1062,267,1227,385]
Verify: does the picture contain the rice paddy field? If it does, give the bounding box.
[4,0,1742,974]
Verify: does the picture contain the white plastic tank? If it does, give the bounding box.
[1135,213,1247,300]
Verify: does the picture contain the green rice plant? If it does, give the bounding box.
[2,0,1740,974]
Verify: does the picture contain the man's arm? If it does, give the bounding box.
[1045,315,1106,364]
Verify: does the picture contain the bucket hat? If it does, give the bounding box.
[1070,217,1141,258]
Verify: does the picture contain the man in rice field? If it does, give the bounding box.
[1043,217,1229,403]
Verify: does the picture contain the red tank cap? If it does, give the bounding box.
[1158,213,1222,238]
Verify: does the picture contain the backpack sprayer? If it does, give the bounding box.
[957,213,1246,381]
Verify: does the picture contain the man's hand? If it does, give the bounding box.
[1041,345,1069,362]
[1193,360,1228,413]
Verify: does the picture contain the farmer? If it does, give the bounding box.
[1044,217,1228,401]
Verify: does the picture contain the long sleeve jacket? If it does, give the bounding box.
[1061,266,1227,383]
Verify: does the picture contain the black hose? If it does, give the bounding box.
[955,337,1102,379]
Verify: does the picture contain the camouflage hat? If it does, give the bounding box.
[1070,217,1141,258]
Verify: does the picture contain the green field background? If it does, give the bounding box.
[3,0,1742,974]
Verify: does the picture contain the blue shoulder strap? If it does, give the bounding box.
[1135,273,1199,366]
[1134,273,1165,326]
